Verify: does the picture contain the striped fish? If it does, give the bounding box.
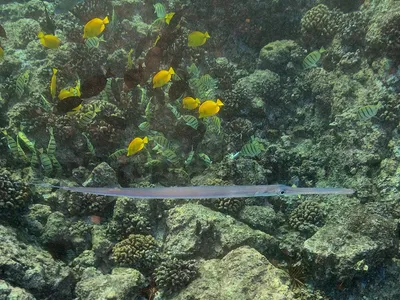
[30,146,39,168]
[2,130,19,158]
[199,153,212,165]
[145,100,152,120]
[193,74,218,99]
[303,47,326,69]
[38,149,53,175]
[162,148,178,163]
[205,115,221,134]
[185,149,194,165]
[49,154,62,175]
[79,105,101,127]
[18,131,35,152]
[151,135,170,150]
[16,70,30,98]
[181,115,198,129]
[153,3,166,18]
[82,133,95,155]
[16,135,29,162]
[358,102,382,121]
[240,139,265,157]
[104,78,114,101]
[167,104,181,120]
[47,127,56,155]
[139,121,151,132]
[85,36,104,49]
[109,148,127,160]
[127,49,134,70]
[40,94,52,111]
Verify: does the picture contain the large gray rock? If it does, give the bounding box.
[75,267,146,300]
[83,162,119,187]
[303,204,398,283]
[0,280,36,300]
[164,203,278,258]
[172,246,293,300]
[0,225,74,299]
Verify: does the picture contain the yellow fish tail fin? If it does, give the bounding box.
[169,67,175,75]
[196,98,201,105]
[216,99,224,106]
[103,16,109,24]
[52,68,57,74]
[205,31,210,38]
[143,136,149,144]
[38,31,45,38]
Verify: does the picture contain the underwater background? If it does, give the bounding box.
[0,0,400,299]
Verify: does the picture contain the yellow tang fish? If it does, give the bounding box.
[0,46,4,59]
[165,12,175,25]
[58,80,81,100]
[83,16,109,38]
[188,31,210,47]
[50,68,57,99]
[153,67,175,88]
[182,96,200,110]
[38,32,61,49]
[199,99,223,118]
[127,136,148,156]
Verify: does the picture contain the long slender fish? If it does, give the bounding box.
[34,184,354,199]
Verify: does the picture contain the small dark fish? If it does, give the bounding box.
[56,96,82,113]
[54,0,84,14]
[144,46,162,79]
[0,24,7,39]
[41,1,56,35]
[124,64,145,89]
[80,75,107,99]
[168,79,190,101]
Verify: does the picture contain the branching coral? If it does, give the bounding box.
[0,169,31,218]
[112,234,159,272]
[289,201,325,235]
[154,258,198,294]
[301,4,339,46]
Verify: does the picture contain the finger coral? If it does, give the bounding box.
[155,257,198,294]
[112,234,159,272]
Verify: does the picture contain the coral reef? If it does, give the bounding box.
[289,201,325,234]
[112,234,159,272]
[0,169,31,219]
[155,257,198,294]
[301,4,339,46]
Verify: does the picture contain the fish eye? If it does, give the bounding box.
[280,190,285,195]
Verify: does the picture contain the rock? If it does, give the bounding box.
[75,267,146,300]
[172,246,293,300]
[83,162,119,187]
[303,204,398,283]
[258,40,302,72]
[238,205,281,234]
[0,280,36,300]
[0,225,74,299]
[164,203,278,258]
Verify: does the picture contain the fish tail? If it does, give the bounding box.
[169,67,175,75]
[37,31,44,38]
[205,31,210,38]
[52,68,57,74]
[103,16,109,24]
[216,99,224,106]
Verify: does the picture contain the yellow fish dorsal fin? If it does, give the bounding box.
[103,16,109,24]
[38,31,45,39]
[216,99,224,106]
[143,136,149,143]
[168,67,175,75]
